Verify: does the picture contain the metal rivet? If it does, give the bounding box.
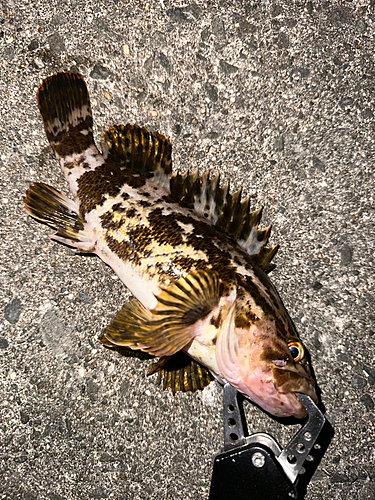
[304,431,312,441]
[252,451,265,468]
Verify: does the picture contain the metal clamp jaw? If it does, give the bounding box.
[209,384,326,500]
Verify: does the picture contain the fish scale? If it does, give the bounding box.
[23,72,318,418]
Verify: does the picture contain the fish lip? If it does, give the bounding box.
[278,382,318,405]
[273,360,315,385]
[273,362,318,407]
[288,392,308,419]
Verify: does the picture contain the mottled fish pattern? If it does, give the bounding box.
[24,72,317,418]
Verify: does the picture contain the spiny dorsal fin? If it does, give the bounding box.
[100,124,172,190]
[169,170,279,272]
[100,270,220,357]
[100,123,277,271]
[147,353,213,393]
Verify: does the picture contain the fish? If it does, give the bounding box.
[24,72,317,419]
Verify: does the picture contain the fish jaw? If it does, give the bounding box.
[235,362,317,419]
[216,307,317,418]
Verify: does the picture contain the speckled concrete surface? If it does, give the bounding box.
[1,1,374,499]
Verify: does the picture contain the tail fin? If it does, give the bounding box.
[37,72,94,158]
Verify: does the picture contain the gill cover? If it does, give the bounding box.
[215,302,316,418]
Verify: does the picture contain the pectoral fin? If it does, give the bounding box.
[100,270,220,357]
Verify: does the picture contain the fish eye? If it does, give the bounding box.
[288,341,304,363]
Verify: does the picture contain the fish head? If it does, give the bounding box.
[241,322,316,418]
[216,280,317,419]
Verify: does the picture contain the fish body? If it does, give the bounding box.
[24,72,317,418]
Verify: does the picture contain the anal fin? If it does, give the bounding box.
[147,352,213,393]
[24,182,94,251]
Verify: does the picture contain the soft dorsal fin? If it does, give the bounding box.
[100,124,172,190]
[169,170,279,272]
[101,124,278,271]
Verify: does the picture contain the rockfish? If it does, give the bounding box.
[24,72,317,418]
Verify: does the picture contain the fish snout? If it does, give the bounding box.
[273,361,318,405]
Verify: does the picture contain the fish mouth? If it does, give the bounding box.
[266,383,317,419]
[236,365,317,418]
[279,392,309,419]
[244,380,316,419]
[273,362,318,418]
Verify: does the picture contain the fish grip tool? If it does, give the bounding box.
[208,384,326,500]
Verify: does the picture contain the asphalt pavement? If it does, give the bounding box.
[1,1,374,499]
